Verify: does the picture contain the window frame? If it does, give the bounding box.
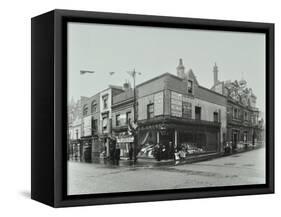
[147,103,154,119]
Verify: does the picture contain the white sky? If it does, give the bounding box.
[67,22,266,113]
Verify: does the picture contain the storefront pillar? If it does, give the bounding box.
[175,130,178,146]
[156,131,160,144]
[105,139,109,157]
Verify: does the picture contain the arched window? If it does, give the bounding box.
[91,100,97,113]
[83,105,88,116]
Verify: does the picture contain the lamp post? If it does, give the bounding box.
[127,69,141,163]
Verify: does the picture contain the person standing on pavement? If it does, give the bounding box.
[114,142,121,165]
[109,138,116,164]
[154,143,161,161]
[128,143,133,160]
[161,143,166,160]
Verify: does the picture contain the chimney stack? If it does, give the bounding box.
[123,81,130,91]
[213,62,218,85]
[176,58,185,79]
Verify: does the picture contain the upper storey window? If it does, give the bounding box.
[187,80,193,94]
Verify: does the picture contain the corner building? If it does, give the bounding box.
[137,59,227,157]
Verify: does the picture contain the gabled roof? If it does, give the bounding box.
[187,69,199,86]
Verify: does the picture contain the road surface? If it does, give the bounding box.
[67,148,266,195]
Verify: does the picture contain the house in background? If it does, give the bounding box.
[211,63,264,150]
[68,98,82,161]
[80,94,101,162]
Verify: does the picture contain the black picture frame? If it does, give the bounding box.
[31,9,274,207]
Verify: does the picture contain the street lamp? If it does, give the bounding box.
[127,69,142,163]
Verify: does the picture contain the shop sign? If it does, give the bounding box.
[171,91,182,117]
[117,136,134,143]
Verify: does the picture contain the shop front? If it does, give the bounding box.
[227,124,259,151]
[80,137,92,162]
[68,139,81,161]
[116,133,134,158]
[138,117,221,160]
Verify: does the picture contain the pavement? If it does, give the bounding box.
[67,147,266,195]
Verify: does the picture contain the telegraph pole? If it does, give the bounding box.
[128,69,141,163]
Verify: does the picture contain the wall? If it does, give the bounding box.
[137,74,167,97]
[112,104,134,128]
[138,91,164,120]
[69,119,82,140]
[1,0,280,216]
[99,88,112,134]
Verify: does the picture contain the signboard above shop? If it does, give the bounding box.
[117,136,134,143]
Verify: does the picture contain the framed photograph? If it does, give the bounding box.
[31,9,274,207]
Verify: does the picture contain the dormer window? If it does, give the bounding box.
[187,80,193,94]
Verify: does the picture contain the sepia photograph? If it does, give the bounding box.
[66,22,266,196]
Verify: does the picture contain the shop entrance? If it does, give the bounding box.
[159,130,173,160]
[83,142,92,162]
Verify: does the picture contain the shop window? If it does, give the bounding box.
[91,100,97,113]
[187,80,193,94]
[102,117,108,131]
[126,111,132,124]
[116,114,121,126]
[92,119,97,131]
[195,106,201,120]
[102,95,108,109]
[83,105,88,116]
[147,103,154,119]
[244,111,248,121]
[213,112,219,122]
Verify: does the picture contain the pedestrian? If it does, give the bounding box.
[128,143,133,160]
[109,138,116,164]
[154,143,161,161]
[169,141,174,159]
[115,142,121,165]
[161,143,166,160]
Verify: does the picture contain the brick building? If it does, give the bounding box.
[211,63,264,150]
[111,83,134,158]
[67,97,83,161]
[80,93,102,162]
[136,59,227,159]
[79,85,125,161]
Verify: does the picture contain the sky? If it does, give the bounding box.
[67,22,266,113]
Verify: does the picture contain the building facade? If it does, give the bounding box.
[211,63,264,150]
[78,85,125,162]
[80,93,102,162]
[68,60,264,163]
[99,86,124,158]
[68,98,83,161]
[136,59,227,159]
[111,83,135,158]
